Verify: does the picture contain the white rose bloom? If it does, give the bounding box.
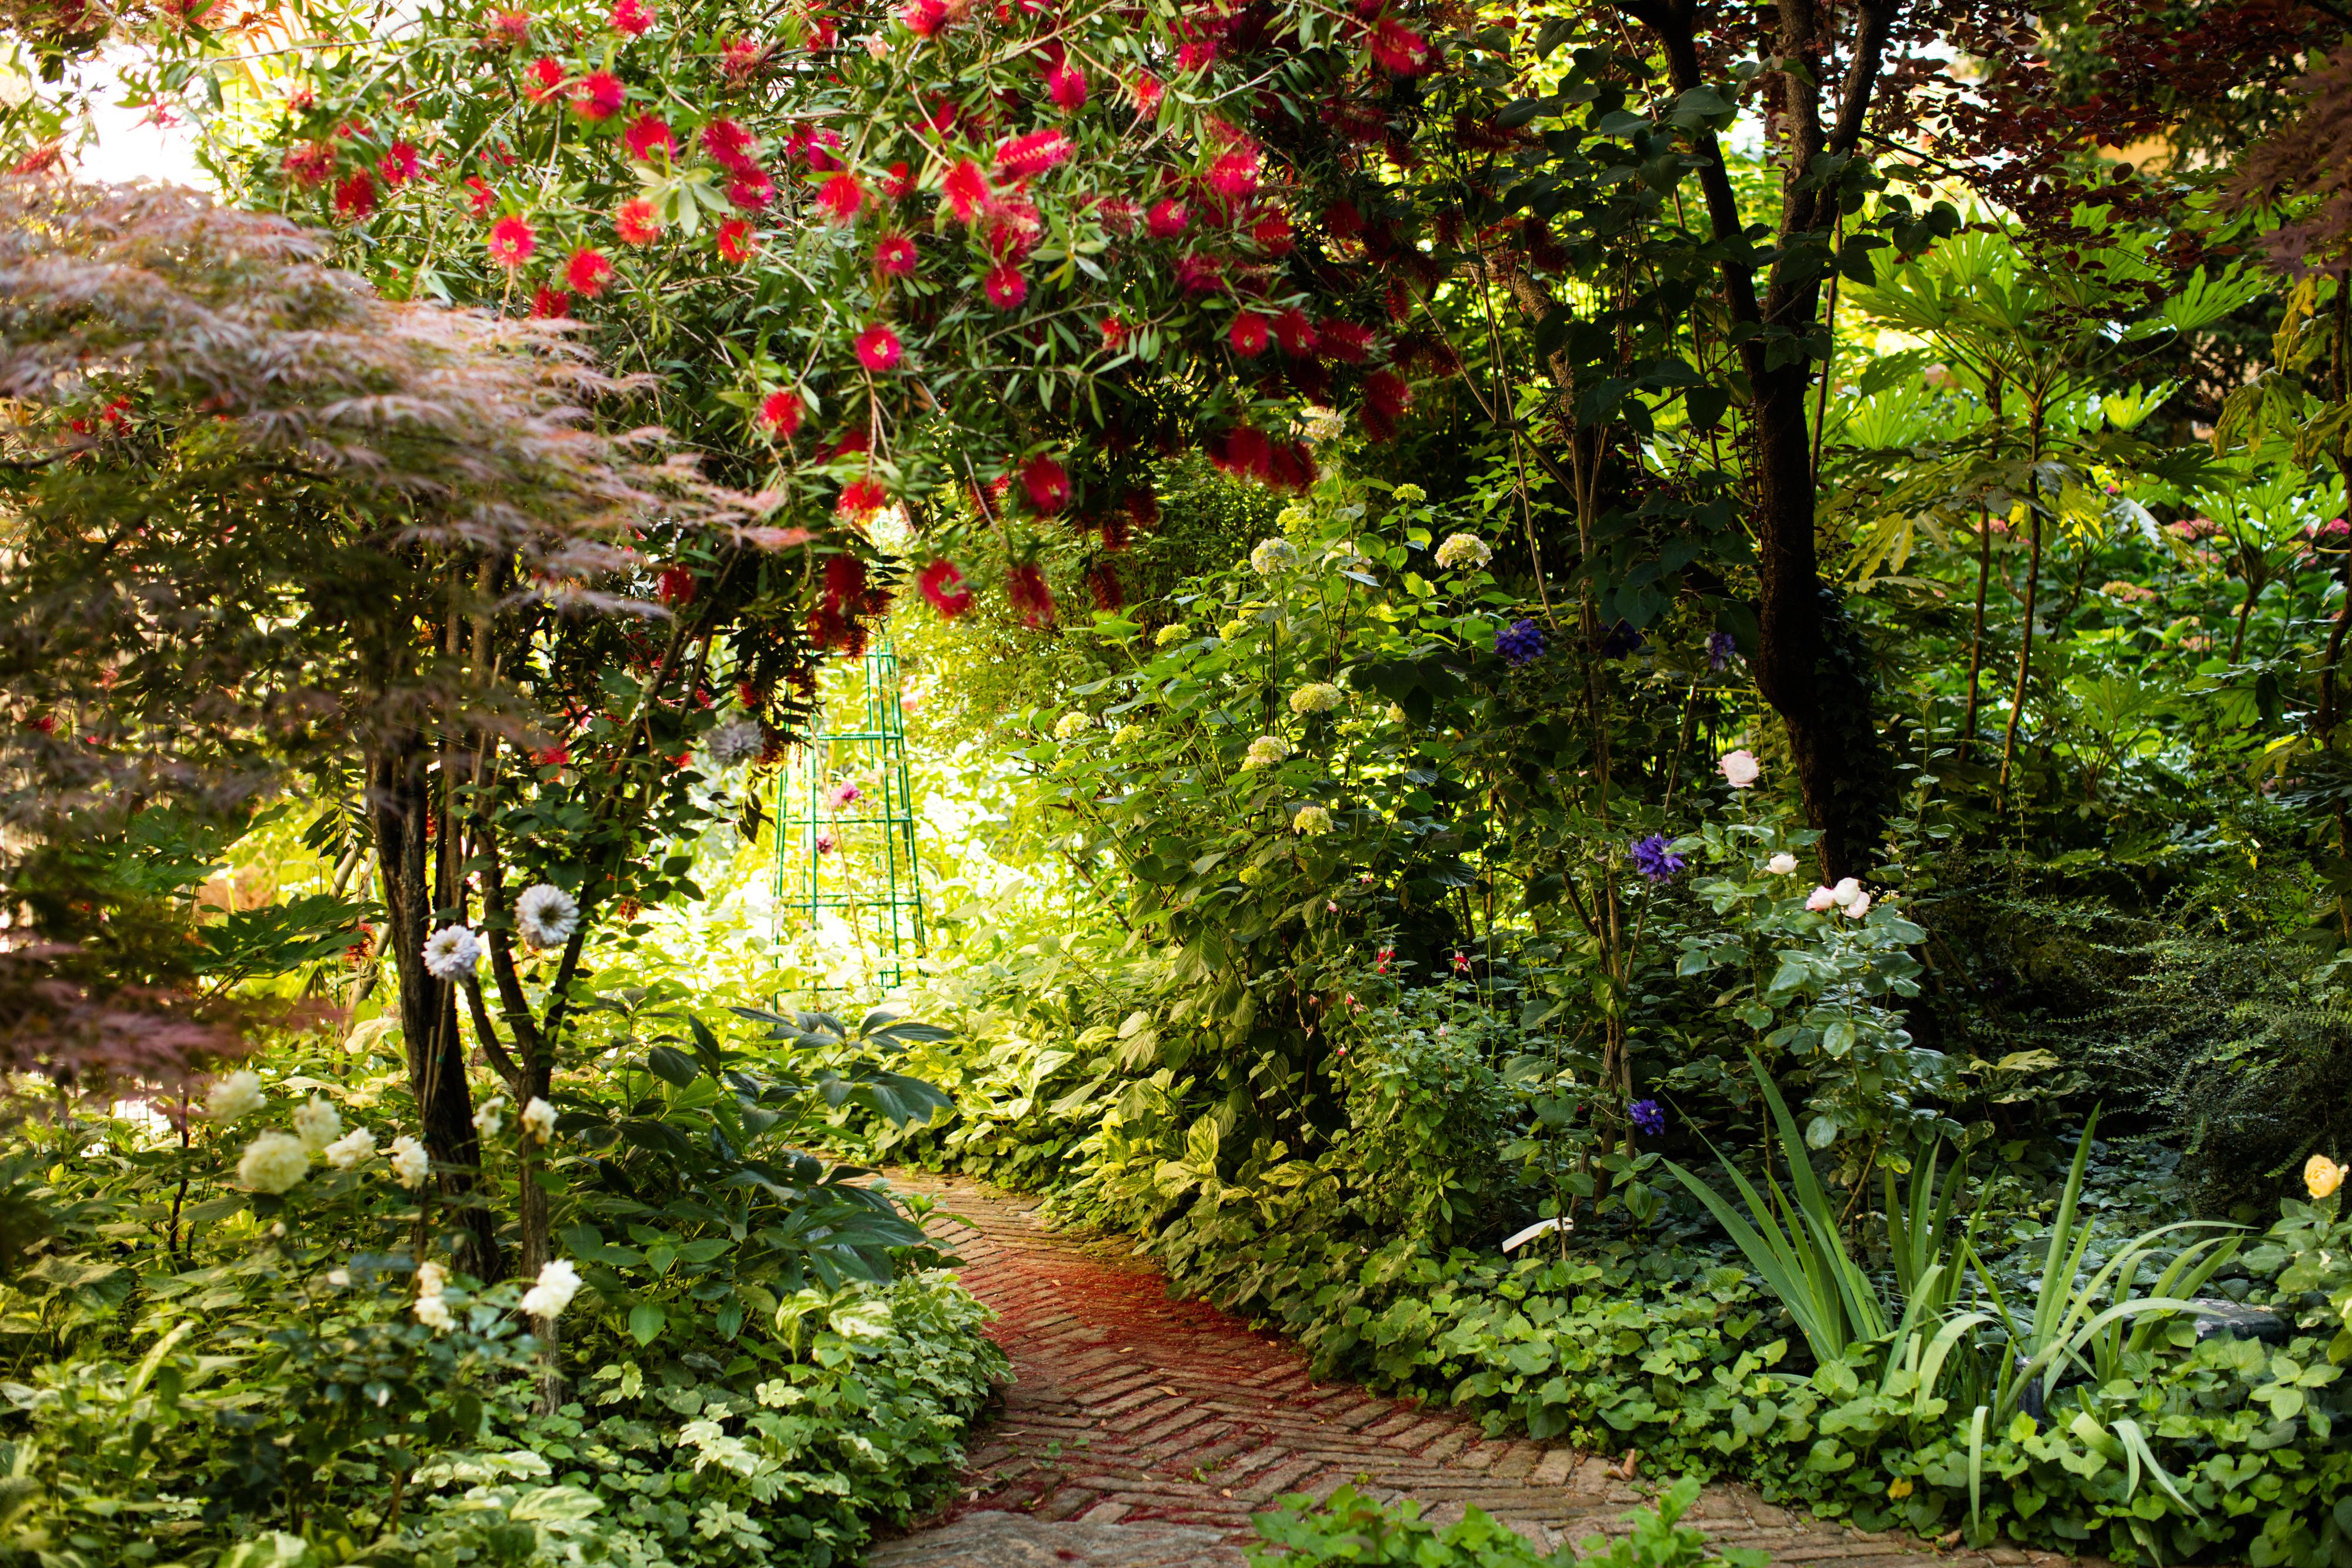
[1053,711,1091,741]
[1293,804,1334,835]
[1806,885,1838,912]
[413,1292,455,1332]
[1829,877,1862,908]
[520,1096,557,1146]
[237,1132,310,1195]
[323,1127,377,1170]
[1766,853,1799,876]
[515,885,579,951]
[293,1094,342,1154]
[1718,749,1761,789]
[422,925,482,980]
[706,718,763,767]
[519,1259,582,1320]
[387,1134,429,1190]
[1845,892,1873,918]
[1249,537,1300,575]
[206,1069,265,1122]
[1434,533,1490,571]
[1289,683,1341,716]
[1242,735,1292,770]
[473,1098,507,1141]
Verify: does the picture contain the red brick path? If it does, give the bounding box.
[874,1173,2100,1568]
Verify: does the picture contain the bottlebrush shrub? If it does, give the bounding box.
[162,0,1452,618]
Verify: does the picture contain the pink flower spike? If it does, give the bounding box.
[817,173,863,223]
[984,263,1027,309]
[564,246,614,296]
[942,159,990,223]
[486,214,536,268]
[874,235,918,276]
[757,389,803,437]
[1228,312,1269,357]
[623,114,676,161]
[1045,61,1088,111]
[1022,453,1070,513]
[610,0,653,33]
[856,323,902,371]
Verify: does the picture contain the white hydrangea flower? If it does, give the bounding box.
[323,1126,377,1171]
[515,884,579,951]
[1718,749,1761,788]
[205,1069,265,1122]
[1289,683,1342,716]
[413,1292,454,1332]
[1293,804,1334,835]
[520,1096,556,1147]
[1249,537,1299,575]
[293,1094,342,1154]
[1434,533,1491,571]
[706,718,763,767]
[473,1098,507,1141]
[1391,483,1427,506]
[387,1134,429,1190]
[238,1132,310,1195]
[1111,724,1144,747]
[422,925,481,981]
[1154,623,1190,648]
[1242,735,1292,770]
[1766,852,1799,876]
[1052,711,1090,741]
[519,1259,582,1320]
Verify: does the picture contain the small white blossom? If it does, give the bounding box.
[519,1258,582,1320]
[706,718,763,767]
[1846,892,1873,918]
[206,1069,265,1122]
[1718,749,1761,789]
[325,1268,350,1288]
[1806,885,1838,912]
[417,1261,449,1298]
[1766,852,1799,876]
[1385,703,1408,725]
[1434,533,1490,571]
[1293,804,1334,836]
[293,1094,342,1154]
[413,1292,454,1332]
[520,1096,556,1146]
[516,885,579,951]
[1289,683,1342,716]
[1249,537,1299,574]
[1829,877,1862,908]
[1242,735,1292,770]
[238,1132,310,1195]
[387,1134,429,1190]
[323,1126,377,1171]
[1053,711,1091,741]
[422,925,481,981]
[473,1098,507,1141]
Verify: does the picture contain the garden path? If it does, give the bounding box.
[865,1173,2104,1568]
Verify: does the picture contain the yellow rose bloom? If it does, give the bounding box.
[2306,1154,2345,1200]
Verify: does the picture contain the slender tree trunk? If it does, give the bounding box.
[1998,409,2047,795]
[1960,507,1992,754]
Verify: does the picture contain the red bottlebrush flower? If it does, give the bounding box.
[1176,39,1217,72]
[1368,16,1432,75]
[566,246,614,296]
[874,235,918,275]
[378,140,419,185]
[1213,424,1273,482]
[1085,559,1125,611]
[282,139,338,188]
[1273,307,1318,356]
[1100,315,1129,351]
[1207,149,1259,202]
[535,744,570,767]
[1131,71,1164,115]
[1007,560,1055,627]
[720,37,767,79]
[803,128,844,172]
[995,129,1072,178]
[701,116,758,172]
[901,0,950,35]
[1362,368,1411,442]
[882,160,913,199]
[1324,199,1364,240]
[917,559,973,617]
[1173,252,1223,293]
[984,263,1027,309]
[757,388,804,437]
[530,285,572,317]
[1228,312,1270,357]
[1022,453,1070,513]
[1268,440,1317,493]
[1045,61,1088,111]
[1099,509,1131,551]
[823,554,868,607]
[489,8,530,44]
[822,428,872,462]
[717,218,757,262]
[610,0,653,34]
[615,196,661,243]
[465,176,498,217]
[1318,319,1373,362]
[727,168,776,209]
[918,96,958,136]
[1125,489,1161,532]
[624,113,676,161]
[816,173,863,223]
[942,159,989,223]
[572,70,626,120]
[657,564,696,604]
[1385,279,1413,323]
[1147,199,1190,239]
[333,170,376,218]
[1251,211,1295,255]
[524,56,564,102]
[855,323,902,371]
[984,191,1042,258]
[837,478,889,519]
[1095,195,1141,233]
[806,10,837,48]
[487,213,536,267]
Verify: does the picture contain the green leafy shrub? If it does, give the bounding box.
[1247,1476,1766,1568]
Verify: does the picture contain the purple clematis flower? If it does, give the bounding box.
[1496,618,1546,667]
[1629,834,1686,881]
[1631,1098,1665,1136]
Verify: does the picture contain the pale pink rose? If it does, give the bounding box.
[1845,892,1873,918]
[1718,749,1760,788]
[1806,885,1838,911]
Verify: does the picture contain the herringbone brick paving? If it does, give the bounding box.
[876,1172,2105,1568]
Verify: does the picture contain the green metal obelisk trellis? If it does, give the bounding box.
[773,638,925,994]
